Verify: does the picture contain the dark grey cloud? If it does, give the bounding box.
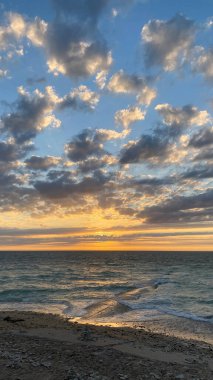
[0,185,38,212]
[192,47,213,83]
[51,0,138,22]
[189,127,213,148]
[41,0,113,79]
[25,155,61,171]
[0,226,87,237]
[51,0,109,22]
[119,102,210,166]
[65,129,108,162]
[0,87,59,143]
[132,177,175,186]
[155,104,210,137]
[128,176,176,195]
[194,149,213,161]
[0,172,21,188]
[141,14,196,71]
[78,157,108,173]
[45,21,112,78]
[119,134,170,164]
[0,141,32,161]
[181,165,213,179]
[107,70,156,106]
[26,77,46,86]
[58,86,99,111]
[140,189,213,224]
[0,8,112,80]
[34,169,111,199]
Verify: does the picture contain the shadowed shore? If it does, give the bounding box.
[0,311,212,380]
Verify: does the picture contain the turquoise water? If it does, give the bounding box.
[0,251,212,325]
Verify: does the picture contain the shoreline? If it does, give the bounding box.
[1,302,212,345]
[0,311,212,379]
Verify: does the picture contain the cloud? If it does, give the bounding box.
[65,127,126,166]
[0,8,112,80]
[181,165,213,180]
[95,70,108,89]
[125,175,176,196]
[58,85,100,111]
[0,84,100,144]
[192,47,213,82]
[65,128,123,167]
[119,134,170,164]
[26,77,46,86]
[43,0,112,78]
[0,86,60,143]
[25,155,61,171]
[51,0,142,21]
[115,106,146,129]
[188,127,213,148]
[193,149,213,161]
[107,70,157,106]
[155,103,210,127]
[141,189,213,224]
[131,176,175,187]
[65,129,108,162]
[0,226,88,236]
[0,12,47,56]
[0,140,32,162]
[78,155,117,173]
[45,22,112,78]
[34,169,111,199]
[64,127,128,174]
[0,172,22,189]
[51,0,109,22]
[0,69,8,78]
[95,128,129,140]
[141,14,196,71]
[0,13,25,49]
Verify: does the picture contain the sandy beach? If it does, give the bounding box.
[0,311,212,380]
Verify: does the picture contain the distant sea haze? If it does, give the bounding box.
[0,251,212,332]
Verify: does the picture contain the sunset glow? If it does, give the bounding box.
[0,0,212,251]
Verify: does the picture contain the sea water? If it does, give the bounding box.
[0,251,212,339]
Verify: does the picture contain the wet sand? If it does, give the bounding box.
[0,311,212,380]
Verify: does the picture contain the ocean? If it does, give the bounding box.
[0,251,212,340]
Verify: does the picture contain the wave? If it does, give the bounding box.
[156,307,213,323]
[152,278,171,288]
[117,287,152,300]
[116,278,169,300]
[82,299,131,319]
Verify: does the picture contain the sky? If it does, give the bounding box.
[0,0,212,250]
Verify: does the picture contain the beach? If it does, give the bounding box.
[0,311,212,380]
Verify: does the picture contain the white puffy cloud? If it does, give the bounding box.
[59,85,100,111]
[192,46,213,82]
[0,86,60,143]
[0,69,8,78]
[0,13,25,50]
[155,103,210,127]
[46,37,112,79]
[0,12,46,51]
[0,10,112,80]
[95,70,108,89]
[107,70,156,106]
[96,128,129,139]
[25,17,47,47]
[115,106,146,129]
[205,17,213,29]
[141,14,196,71]
[25,155,62,171]
[0,83,100,144]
